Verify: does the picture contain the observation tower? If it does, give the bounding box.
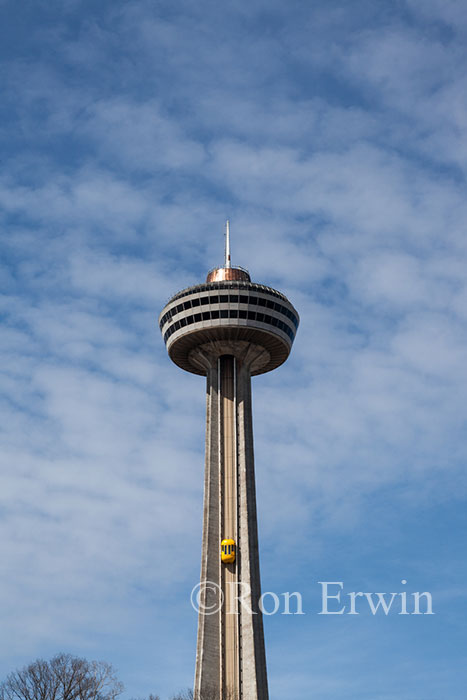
[159,223,299,700]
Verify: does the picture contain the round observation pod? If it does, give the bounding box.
[159,268,299,376]
[158,223,299,376]
[221,538,236,564]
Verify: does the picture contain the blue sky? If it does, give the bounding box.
[1,0,467,698]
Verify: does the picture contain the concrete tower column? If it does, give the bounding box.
[191,346,268,700]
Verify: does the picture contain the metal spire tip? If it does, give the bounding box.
[225,219,231,268]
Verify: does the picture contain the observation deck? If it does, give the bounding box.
[159,265,299,376]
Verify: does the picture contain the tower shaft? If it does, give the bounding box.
[220,356,240,696]
[194,351,268,700]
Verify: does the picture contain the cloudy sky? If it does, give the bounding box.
[1,0,467,698]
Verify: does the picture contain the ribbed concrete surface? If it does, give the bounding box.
[193,347,268,700]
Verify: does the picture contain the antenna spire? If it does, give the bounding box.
[225,220,231,268]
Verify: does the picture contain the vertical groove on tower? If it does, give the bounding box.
[220,355,240,698]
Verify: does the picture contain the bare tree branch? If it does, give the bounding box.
[0,655,124,700]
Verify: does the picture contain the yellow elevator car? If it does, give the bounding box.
[221,538,236,563]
